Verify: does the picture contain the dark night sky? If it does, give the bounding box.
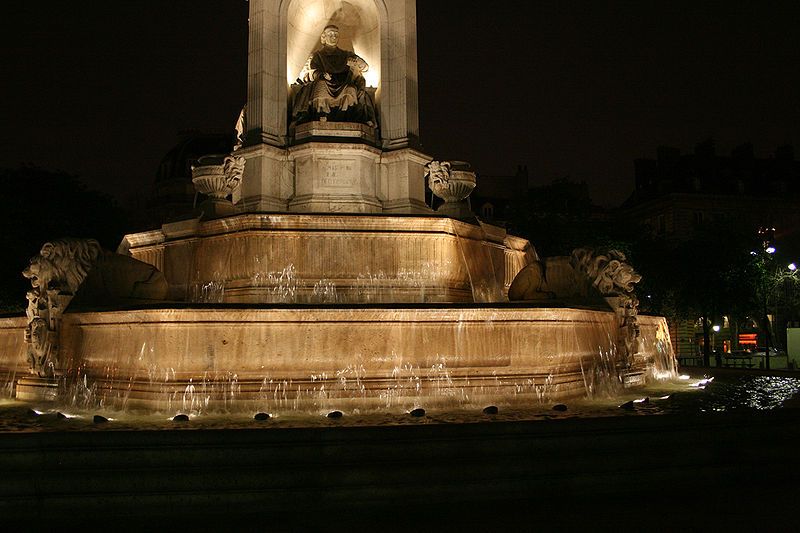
[2,1,799,208]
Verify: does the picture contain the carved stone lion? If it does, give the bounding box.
[570,248,642,296]
[570,248,643,357]
[508,261,556,301]
[23,238,169,304]
[23,238,102,295]
[22,238,169,376]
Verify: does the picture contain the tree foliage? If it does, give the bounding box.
[505,178,646,258]
[0,166,130,312]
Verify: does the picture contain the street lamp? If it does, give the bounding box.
[761,244,776,370]
[760,255,798,370]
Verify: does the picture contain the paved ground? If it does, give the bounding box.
[2,406,799,531]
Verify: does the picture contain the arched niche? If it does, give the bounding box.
[246,0,416,154]
[286,0,381,89]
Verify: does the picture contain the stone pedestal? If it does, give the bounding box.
[238,123,431,215]
[293,121,377,144]
[288,141,382,213]
[381,148,431,213]
[237,143,293,212]
[240,0,425,215]
[247,0,420,150]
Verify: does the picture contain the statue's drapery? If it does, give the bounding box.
[291,45,377,127]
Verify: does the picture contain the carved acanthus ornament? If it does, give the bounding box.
[223,155,246,193]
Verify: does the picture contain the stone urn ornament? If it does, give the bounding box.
[191,154,245,218]
[426,160,476,218]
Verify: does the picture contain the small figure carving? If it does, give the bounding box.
[425,160,476,218]
[426,160,451,188]
[22,238,168,376]
[25,317,53,374]
[233,105,247,151]
[291,25,377,127]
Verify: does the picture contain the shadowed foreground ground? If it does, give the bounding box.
[1,406,798,531]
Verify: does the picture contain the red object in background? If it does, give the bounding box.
[739,333,758,348]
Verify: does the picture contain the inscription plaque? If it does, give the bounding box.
[317,159,357,189]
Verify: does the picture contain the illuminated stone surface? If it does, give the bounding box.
[242,0,424,214]
[0,1,678,411]
[2,307,674,410]
[119,213,531,304]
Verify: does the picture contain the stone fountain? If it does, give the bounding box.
[0,0,676,414]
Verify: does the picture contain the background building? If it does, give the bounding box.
[623,140,800,246]
[622,140,800,366]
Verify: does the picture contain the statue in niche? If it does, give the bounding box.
[291,25,377,128]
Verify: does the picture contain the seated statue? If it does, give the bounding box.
[291,25,377,128]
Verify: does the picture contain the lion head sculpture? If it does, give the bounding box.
[23,238,102,295]
[570,248,642,296]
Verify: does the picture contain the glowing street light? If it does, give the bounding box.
[712,324,721,332]
[789,263,797,272]
[765,246,776,254]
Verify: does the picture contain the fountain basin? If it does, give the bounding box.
[1,306,673,411]
[118,213,531,304]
